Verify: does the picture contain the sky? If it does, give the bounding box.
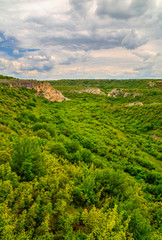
[0,0,162,80]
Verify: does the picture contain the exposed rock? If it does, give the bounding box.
[152,134,162,141]
[126,102,143,107]
[0,80,69,102]
[34,82,69,102]
[124,92,131,97]
[107,88,123,97]
[150,103,160,105]
[133,93,141,98]
[148,81,156,87]
[124,92,141,97]
[71,88,106,95]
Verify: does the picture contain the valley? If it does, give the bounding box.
[0,76,161,240]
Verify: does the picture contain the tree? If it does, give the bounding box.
[11,137,45,181]
[50,143,67,157]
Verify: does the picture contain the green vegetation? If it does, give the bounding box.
[0,78,162,239]
[50,78,162,90]
[0,74,17,80]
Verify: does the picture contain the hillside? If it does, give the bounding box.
[0,77,69,102]
[0,77,162,240]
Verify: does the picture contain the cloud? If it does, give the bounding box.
[96,0,154,19]
[121,30,146,49]
[13,49,20,55]
[0,0,161,79]
[18,50,55,72]
[70,0,92,16]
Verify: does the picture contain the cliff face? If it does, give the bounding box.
[34,82,69,102]
[1,80,69,102]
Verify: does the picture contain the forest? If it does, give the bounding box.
[0,76,161,240]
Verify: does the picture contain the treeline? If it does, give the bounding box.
[0,74,17,80]
[50,79,161,89]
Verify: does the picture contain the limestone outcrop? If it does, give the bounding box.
[107,88,123,97]
[148,81,156,87]
[0,80,69,102]
[71,88,106,95]
[108,89,141,98]
[126,102,143,107]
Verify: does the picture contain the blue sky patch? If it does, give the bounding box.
[0,32,39,59]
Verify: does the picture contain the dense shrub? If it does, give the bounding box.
[80,149,92,163]
[65,140,80,153]
[11,137,45,181]
[35,129,50,139]
[0,151,11,164]
[16,111,37,123]
[33,123,55,137]
[50,142,67,157]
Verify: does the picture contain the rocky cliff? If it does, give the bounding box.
[0,79,69,102]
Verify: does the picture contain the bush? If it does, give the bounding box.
[66,151,82,163]
[33,123,55,137]
[16,111,37,123]
[50,143,67,157]
[33,123,47,131]
[65,140,80,153]
[95,168,132,200]
[35,129,50,139]
[80,149,92,163]
[0,151,11,164]
[26,101,36,108]
[129,209,152,240]
[11,137,45,181]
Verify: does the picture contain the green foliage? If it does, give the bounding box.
[65,139,80,153]
[0,151,11,165]
[33,123,55,137]
[95,168,134,200]
[16,110,37,123]
[50,142,67,157]
[35,129,50,139]
[11,137,45,181]
[80,149,92,163]
[82,204,133,240]
[129,209,152,240]
[0,74,16,80]
[0,78,161,239]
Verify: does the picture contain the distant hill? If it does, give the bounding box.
[0,74,17,80]
[50,78,162,90]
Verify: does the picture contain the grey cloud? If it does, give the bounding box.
[39,28,147,52]
[96,0,154,19]
[134,65,152,71]
[121,30,146,49]
[69,0,92,16]
[20,52,54,72]
[60,56,80,65]
[133,64,156,78]
[0,0,161,79]
[20,61,54,72]
[40,34,122,51]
